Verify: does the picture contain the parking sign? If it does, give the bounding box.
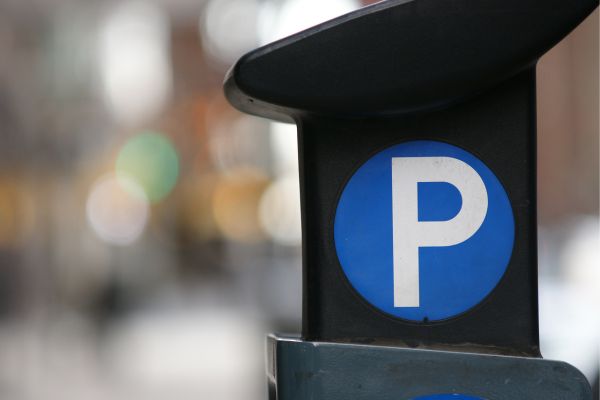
[334,140,515,321]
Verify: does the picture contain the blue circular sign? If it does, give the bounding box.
[334,140,514,322]
[412,395,485,400]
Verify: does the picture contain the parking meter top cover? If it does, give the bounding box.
[225,0,598,122]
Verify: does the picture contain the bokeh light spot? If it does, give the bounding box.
[0,178,36,249]
[99,1,172,125]
[259,175,302,246]
[86,173,150,246]
[116,132,180,203]
[212,167,269,244]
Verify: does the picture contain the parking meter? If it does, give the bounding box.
[224,0,598,398]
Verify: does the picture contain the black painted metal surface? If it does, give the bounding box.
[224,0,598,357]
[224,0,598,369]
[296,69,539,356]
[224,0,598,397]
[225,0,598,121]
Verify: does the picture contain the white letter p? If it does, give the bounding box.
[391,157,488,308]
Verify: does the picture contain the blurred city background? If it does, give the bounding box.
[0,1,596,399]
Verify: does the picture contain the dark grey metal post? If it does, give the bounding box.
[224,0,598,398]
